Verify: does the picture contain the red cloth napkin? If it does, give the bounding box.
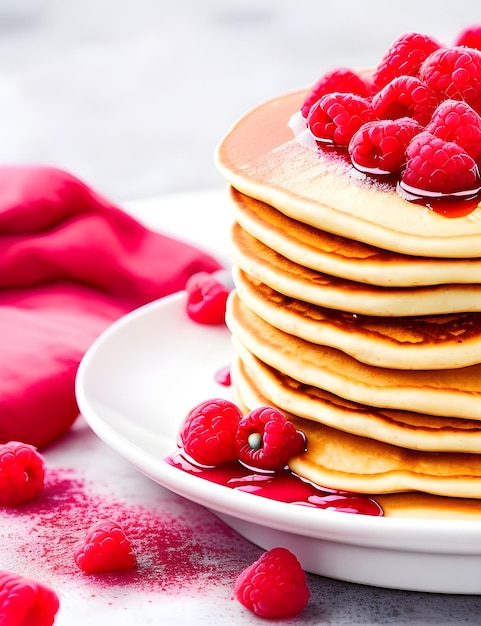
[0,165,222,448]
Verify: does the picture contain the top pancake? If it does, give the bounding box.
[215,90,481,258]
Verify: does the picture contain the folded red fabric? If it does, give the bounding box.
[0,165,222,448]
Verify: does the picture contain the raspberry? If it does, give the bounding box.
[400,131,481,197]
[420,46,481,113]
[372,32,442,90]
[349,117,422,174]
[185,271,230,325]
[453,24,481,50]
[307,92,373,147]
[234,547,310,619]
[0,441,45,506]
[371,75,440,125]
[425,99,481,160]
[0,570,59,626]
[301,67,371,118]
[180,398,243,467]
[234,406,306,472]
[74,519,137,573]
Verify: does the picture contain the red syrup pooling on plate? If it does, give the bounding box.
[214,365,231,386]
[167,450,383,517]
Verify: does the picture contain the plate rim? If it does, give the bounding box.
[75,292,481,558]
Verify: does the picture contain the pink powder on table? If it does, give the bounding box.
[1,467,262,597]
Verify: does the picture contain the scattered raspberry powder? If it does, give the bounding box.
[1,467,263,602]
[234,547,310,618]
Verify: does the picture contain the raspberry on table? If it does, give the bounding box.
[372,31,442,91]
[300,67,371,118]
[0,441,45,506]
[185,271,230,325]
[349,117,422,174]
[371,75,440,125]
[74,519,137,573]
[400,131,481,197]
[234,406,306,472]
[307,92,373,147]
[426,99,481,161]
[420,46,481,114]
[0,570,59,626]
[180,398,243,467]
[234,547,310,619]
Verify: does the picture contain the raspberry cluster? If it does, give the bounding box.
[180,399,306,472]
[302,27,481,199]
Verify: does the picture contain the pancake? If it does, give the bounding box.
[226,291,481,420]
[234,268,481,370]
[215,90,481,259]
[231,357,481,500]
[233,342,481,453]
[230,186,481,288]
[231,222,481,316]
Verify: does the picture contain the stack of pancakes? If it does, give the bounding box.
[215,90,481,518]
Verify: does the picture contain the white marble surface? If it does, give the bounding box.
[1,0,481,203]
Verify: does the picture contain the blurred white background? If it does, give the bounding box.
[1,0,480,203]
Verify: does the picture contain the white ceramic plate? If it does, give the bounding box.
[76,292,481,595]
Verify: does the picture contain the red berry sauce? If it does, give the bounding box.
[167,450,383,517]
[214,365,231,386]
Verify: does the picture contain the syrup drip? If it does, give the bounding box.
[214,365,231,386]
[396,182,481,218]
[167,450,383,517]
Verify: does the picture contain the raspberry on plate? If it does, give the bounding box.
[371,75,440,125]
[426,99,481,161]
[0,570,59,626]
[234,547,310,619]
[234,406,306,472]
[372,31,442,91]
[349,117,422,174]
[180,398,243,467]
[74,519,137,573]
[0,441,45,506]
[307,92,373,147]
[185,271,230,325]
[420,46,481,113]
[300,67,371,118]
[400,131,481,197]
